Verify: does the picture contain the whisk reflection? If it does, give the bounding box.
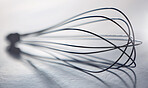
[14,50,137,88]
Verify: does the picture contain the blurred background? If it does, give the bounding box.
[0,0,148,88]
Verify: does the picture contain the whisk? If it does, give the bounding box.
[6,7,141,73]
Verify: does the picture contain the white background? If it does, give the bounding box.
[0,0,148,88]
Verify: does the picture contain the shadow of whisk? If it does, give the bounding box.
[6,45,137,88]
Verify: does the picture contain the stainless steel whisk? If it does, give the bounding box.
[6,7,141,73]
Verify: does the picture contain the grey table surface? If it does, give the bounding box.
[0,0,148,88]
